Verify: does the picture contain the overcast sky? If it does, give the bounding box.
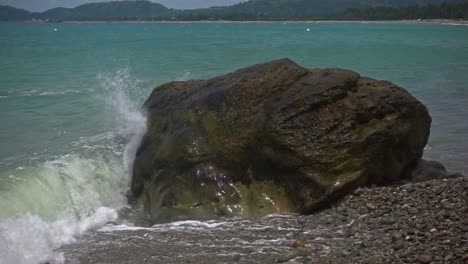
[0,0,245,12]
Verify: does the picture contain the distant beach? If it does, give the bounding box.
[9,18,467,25]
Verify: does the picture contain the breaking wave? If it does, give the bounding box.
[0,69,147,264]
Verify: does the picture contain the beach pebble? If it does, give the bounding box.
[292,238,307,248]
[391,231,403,242]
[353,188,366,196]
[60,177,467,264]
[416,255,432,263]
[366,202,376,210]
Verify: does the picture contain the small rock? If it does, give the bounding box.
[353,188,366,196]
[354,241,366,248]
[444,254,453,261]
[276,255,293,263]
[442,239,451,244]
[392,240,404,250]
[441,201,455,209]
[292,239,307,248]
[366,202,376,210]
[380,218,396,225]
[336,204,346,213]
[400,183,415,192]
[440,210,451,219]
[340,250,351,256]
[276,249,310,263]
[416,255,432,263]
[391,231,403,242]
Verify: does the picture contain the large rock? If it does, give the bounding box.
[411,159,448,182]
[132,58,431,222]
[410,159,464,182]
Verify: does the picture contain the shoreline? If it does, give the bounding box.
[2,19,467,25]
[62,177,467,263]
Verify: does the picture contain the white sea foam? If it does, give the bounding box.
[0,154,126,264]
[176,71,192,81]
[38,90,82,96]
[2,89,83,98]
[0,208,117,264]
[99,220,227,233]
[442,23,468,26]
[166,220,227,229]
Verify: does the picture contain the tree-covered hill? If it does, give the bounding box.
[331,3,468,20]
[36,1,174,21]
[184,0,466,20]
[0,0,466,21]
[0,5,31,21]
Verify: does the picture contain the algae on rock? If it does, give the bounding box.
[132,58,431,222]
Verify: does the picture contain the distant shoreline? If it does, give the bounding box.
[3,19,468,25]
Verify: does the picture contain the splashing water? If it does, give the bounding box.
[98,68,147,176]
[0,208,118,264]
[0,69,147,264]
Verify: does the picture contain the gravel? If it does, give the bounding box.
[62,177,467,264]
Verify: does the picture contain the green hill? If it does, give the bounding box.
[36,1,174,21]
[179,0,466,20]
[0,0,466,21]
[331,2,468,20]
[0,5,31,21]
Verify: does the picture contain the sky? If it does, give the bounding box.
[0,0,245,12]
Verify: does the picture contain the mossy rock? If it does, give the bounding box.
[132,58,431,222]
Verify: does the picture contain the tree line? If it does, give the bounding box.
[0,0,467,21]
[329,3,468,20]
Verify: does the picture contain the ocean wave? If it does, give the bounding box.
[0,207,118,264]
[0,68,148,264]
[0,153,127,264]
[0,154,127,221]
[37,90,82,96]
[3,89,96,98]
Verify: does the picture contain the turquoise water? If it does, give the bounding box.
[0,22,467,263]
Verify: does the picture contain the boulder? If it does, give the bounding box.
[411,159,448,182]
[411,159,464,182]
[132,58,431,222]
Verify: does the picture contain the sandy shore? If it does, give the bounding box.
[11,19,466,25]
[61,176,467,263]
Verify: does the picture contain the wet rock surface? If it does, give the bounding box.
[132,58,431,222]
[411,159,462,182]
[62,177,467,263]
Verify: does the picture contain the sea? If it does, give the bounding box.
[0,21,467,263]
